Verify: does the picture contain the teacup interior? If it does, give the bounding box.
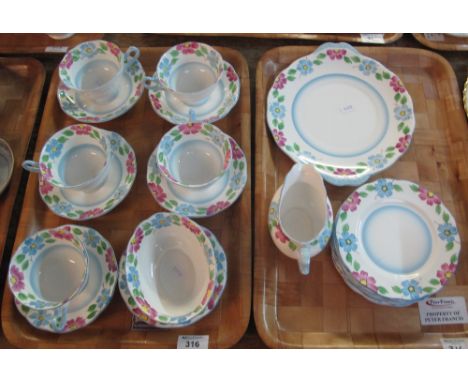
[58,143,106,187]
[137,225,209,316]
[169,140,223,185]
[170,62,217,94]
[74,59,121,90]
[31,244,86,303]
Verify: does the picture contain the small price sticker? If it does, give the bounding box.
[360,34,385,44]
[424,33,445,42]
[44,46,68,53]
[440,338,467,349]
[177,335,209,349]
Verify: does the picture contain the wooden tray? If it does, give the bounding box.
[0,33,103,54]
[254,46,468,348]
[1,47,251,348]
[0,58,45,264]
[413,33,468,51]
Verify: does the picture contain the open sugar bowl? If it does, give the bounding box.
[156,122,232,191]
[23,124,114,193]
[144,41,224,107]
[125,212,216,325]
[58,40,140,107]
[8,227,89,314]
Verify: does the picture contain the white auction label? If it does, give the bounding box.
[424,33,445,42]
[418,297,468,326]
[360,34,385,44]
[440,338,468,349]
[44,46,68,53]
[177,335,209,349]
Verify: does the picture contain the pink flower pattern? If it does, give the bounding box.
[105,248,117,272]
[390,75,406,93]
[134,307,156,325]
[342,192,361,212]
[178,123,202,135]
[273,129,286,147]
[136,296,157,318]
[50,226,73,240]
[40,163,52,181]
[149,182,167,203]
[107,42,120,57]
[39,178,54,195]
[226,66,237,82]
[229,138,243,160]
[126,152,135,174]
[182,217,201,235]
[176,42,199,54]
[207,201,230,216]
[10,266,25,292]
[71,125,92,135]
[60,52,73,69]
[327,49,347,60]
[436,263,456,285]
[333,168,356,176]
[79,208,103,220]
[352,270,378,292]
[273,73,287,90]
[130,227,144,253]
[418,187,441,206]
[275,226,288,244]
[150,94,161,110]
[395,134,411,153]
[64,317,86,331]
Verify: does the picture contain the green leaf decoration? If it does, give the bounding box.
[450,254,458,264]
[430,278,440,286]
[351,56,360,63]
[293,143,300,151]
[435,204,441,215]
[72,227,82,235]
[385,152,394,159]
[353,261,360,271]
[409,184,419,192]
[217,274,224,284]
[375,73,383,80]
[18,293,27,300]
[21,260,29,271]
[403,127,410,134]
[313,60,322,65]
[317,53,326,59]
[342,224,349,232]
[63,130,74,136]
[277,95,285,102]
[423,287,434,293]
[443,212,450,223]
[343,56,352,64]
[345,253,352,264]
[15,254,25,264]
[88,304,97,312]
[359,192,368,197]
[401,96,407,105]
[119,147,124,156]
[52,195,60,203]
[378,287,388,294]
[340,212,347,222]
[97,246,103,255]
[159,316,169,322]
[393,184,403,192]
[127,254,135,264]
[87,311,97,320]
[392,286,403,293]
[41,155,49,162]
[446,241,454,251]
[366,185,376,191]
[58,136,68,144]
[383,72,391,80]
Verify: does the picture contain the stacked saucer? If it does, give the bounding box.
[332,178,461,306]
[119,212,227,327]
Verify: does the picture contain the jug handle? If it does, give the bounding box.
[297,246,313,275]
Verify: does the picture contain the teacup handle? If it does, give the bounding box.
[144,75,167,92]
[124,46,140,66]
[297,246,313,275]
[22,160,40,173]
[50,305,68,332]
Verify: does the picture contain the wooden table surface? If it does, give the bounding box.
[0,33,467,348]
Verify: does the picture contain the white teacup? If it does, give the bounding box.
[8,226,89,311]
[144,41,224,107]
[125,213,216,324]
[156,122,232,189]
[23,124,113,192]
[59,40,140,105]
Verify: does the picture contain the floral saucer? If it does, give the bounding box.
[119,226,227,328]
[267,42,415,186]
[57,59,145,123]
[333,178,461,304]
[39,128,137,220]
[148,61,240,124]
[268,186,334,259]
[147,135,247,218]
[14,225,118,333]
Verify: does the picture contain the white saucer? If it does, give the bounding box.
[57,59,145,123]
[119,225,227,328]
[147,135,247,218]
[39,129,137,221]
[14,225,118,333]
[148,61,240,124]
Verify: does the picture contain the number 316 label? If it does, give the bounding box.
[177,335,209,349]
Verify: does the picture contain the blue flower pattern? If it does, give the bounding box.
[375,179,394,198]
[80,42,97,58]
[159,135,174,155]
[127,265,140,288]
[53,202,72,215]
[158,57,172,79]
[368,154,387,169]
[96,288,111,309]
[339,231,358,253]
[269,102,286,119]
[229,171,244,190]
[108,132,121,152]
[83,229,100,248]
[297,59,313,75]
[45,139,63,159]
[30,310,53,327]
[394,104,412,121]
[318,228,331,249]
[401,280,422,299]
[150,215,172,228]
[23,236,45,256]
[359,59,378,76]
[175,203,197,216]
[438,223,457,243]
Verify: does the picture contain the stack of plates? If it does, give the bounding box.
[332,178,461,307]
